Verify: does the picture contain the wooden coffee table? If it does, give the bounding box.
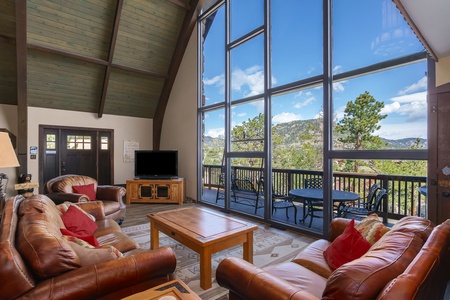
[147,207,258,289]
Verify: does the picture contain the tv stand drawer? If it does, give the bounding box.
[126,178,185,205]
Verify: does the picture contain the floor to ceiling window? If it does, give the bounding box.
[198,0,427,236]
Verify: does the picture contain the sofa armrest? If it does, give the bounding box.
[21,246,177,300]
[96,185,126,203]
[216,257,319,300]
[75,201,106,220]
[45,192,89,204]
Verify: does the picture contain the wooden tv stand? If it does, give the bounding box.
[126,178,185,205]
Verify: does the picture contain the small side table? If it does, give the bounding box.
[122,279,201,300]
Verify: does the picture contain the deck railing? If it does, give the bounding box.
[202,164,427,221]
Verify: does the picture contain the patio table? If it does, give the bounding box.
[289,188,360,223]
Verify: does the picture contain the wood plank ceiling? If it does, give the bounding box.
[0,0,210,121]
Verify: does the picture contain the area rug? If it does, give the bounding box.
[122,223,309,300]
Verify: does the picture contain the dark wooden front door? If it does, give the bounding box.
[39,126,114,192]
[60,130,97,178]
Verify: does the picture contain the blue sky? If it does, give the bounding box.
[202,0,427,141]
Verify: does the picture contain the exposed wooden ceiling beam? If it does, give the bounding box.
[153,0,205,150]
[28,42,108,65]
[98,0,124,118]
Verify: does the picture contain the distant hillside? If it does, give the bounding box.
[204,119,427,149]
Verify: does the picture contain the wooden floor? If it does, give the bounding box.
[121,201,317,243]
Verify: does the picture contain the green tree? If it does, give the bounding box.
[335,91,387,171]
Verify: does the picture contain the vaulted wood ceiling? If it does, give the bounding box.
[0,0,215,120]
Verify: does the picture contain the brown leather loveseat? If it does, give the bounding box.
[216,216,450,300]
[0,194,176,300]
[44,174,126,224]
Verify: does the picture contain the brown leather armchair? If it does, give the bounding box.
[44,174,126,224]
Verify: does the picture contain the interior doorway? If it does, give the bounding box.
[39,125,114,193]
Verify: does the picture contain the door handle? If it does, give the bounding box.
[442,191,450,198]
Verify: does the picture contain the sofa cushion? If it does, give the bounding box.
[17,213,81,280]
[292,239,334,278]
[57,202,96,222]
[323,219,371,270]
[322,230,425,300]
[63,234,123,266]
[61,228,99,247]
[264,261,328,298]
[61,205,98,235]
[73,183,97,200]
[355,214,390,245]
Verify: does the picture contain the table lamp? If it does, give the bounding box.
[0,132,20,204]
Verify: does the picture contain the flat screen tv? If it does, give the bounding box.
[134,150,178,179]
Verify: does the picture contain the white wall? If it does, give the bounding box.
[160,24,198,201]
[0,104,19,198]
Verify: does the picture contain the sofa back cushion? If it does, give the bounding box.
[322,229,425,300]
[16,196,81,280]
[47,175,98,194]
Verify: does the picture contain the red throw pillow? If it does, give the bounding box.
[60,228,99,247]
[323,219,371,270]
[72,183,97,201]
[61,205,98,236]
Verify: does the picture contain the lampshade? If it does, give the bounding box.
[0,132,20,168]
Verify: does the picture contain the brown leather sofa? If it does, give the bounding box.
[44,174,126,224]
[216,216,450,300]
[0,194,176,300]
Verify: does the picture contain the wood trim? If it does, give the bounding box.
[153,0,205,149]
[16,0,28,175]
[392,0,438,62]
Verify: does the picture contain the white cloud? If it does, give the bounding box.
[382,91,427,121]
[375,122,426,140]
[398,76,427,95]
[294,91,315,108]
[333,81,345,92]
[231,66,265,97]
[272,112,301,124]
[332,65,343,75]
[237,112,247,117]
[204,75,223,86]
[334,105,346,120]
[207,128,224,138]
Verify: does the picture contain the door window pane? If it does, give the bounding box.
[67,135,91,150]
[46,134,56,149]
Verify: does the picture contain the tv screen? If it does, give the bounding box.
[134,150,178,179]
